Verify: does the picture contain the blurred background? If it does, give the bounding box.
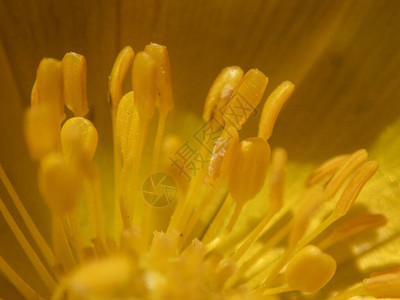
[1,0,399,161]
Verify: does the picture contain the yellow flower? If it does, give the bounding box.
[1,1,400,299]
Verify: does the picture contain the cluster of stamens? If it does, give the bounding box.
[0,42,399,300]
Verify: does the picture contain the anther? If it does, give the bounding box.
[131,51,157,119]
[203,66,243,124]
[36,58,65,121]
[115,91,141,228]
[144,43,174,113]
[285,245,336,293]
[229,137,271,202]
[144,43,174,172]
[109,46,134,113]
[363,268,400,298]
[61,117,98,168]
[292,162,377,256]
[318,214,387,250]
[223,69,268,131]
[329,268,400,299]
[115,91,141,169]
[61,117,105,245]
[306,154,350,187]
[324,149,368,199]
[227,137,271,232]
[62,52,89,116]
[333,160,378,217]
[206,127,239,184]
[258,81,294,140]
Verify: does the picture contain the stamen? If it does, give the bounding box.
[262,284,292,296]
[131,51,157,120]
[115,92,140,168]
[66,213,85,261]
[0,164,55,267]
[363,268,400,298]
[257,187,325,289]
[115,91,141,228]
[38,153,81,216]
[258,81,294,140]
[62,52,89,117]
[223,69,268,131]
[228,137,271,207]
[234,220,292,285]
[0,197,56,290]
[109,46,134,236]
[61,116,105,245]
[230,147,286,263]
[328,283,366,300]
[24,105,60,160]
[289,186,325,247]
[131,52,157,238]
[57,256,134,299]
[52,216,77,271]
[174,158,210,233]
[109,46,134,115]
[203,66,243,124]
[284,245,336,293]
[330,269,400,300]
[201,194,233,244]
[203,137,271,252]
[0,256,45,300]
[226,137,271,233]
[31,80,38,106]
[324,149,368,199]
[318,214,387,250]
[82,178,106,246]
[294,160,378,254]
[36,58,65,121]
[7,46,390,300]
[144,43,174,113]
[205,127,239,185]
[333,160,378,217]
[178,183,220,248]
[214,258,236,289]
[61,117,98,170]
[174,128,238,242]
[144,43,174,172]
[306,154,350,187]
[268,147,287,213]
[38,154,81,270]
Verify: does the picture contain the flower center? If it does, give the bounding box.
[0,42,397,300]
